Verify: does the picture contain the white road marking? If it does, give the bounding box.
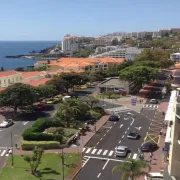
[128,153,131,158]
[114,122,117,124]
[85,148,91,153]
[87,156,126,162]
[91,149,97,154]
[82,157,90,167]
[5,153,9,156]
[23,121,29,125]
[97,149,102,155]
[132,153,137,159]
[119,140,121,143]
[130,118,135,126]
[102,159,109,170]
[127,127,129,130]
[1,150,6,156]
[122,135,124,138]
[125,131,127,134]
[102,126,112,129]
[124,118,129,120]
[97,173,101,178]
[83,148,86,152]
[0,130,2,132]
[120,124,123,128]
[108,151,114,156]
[103,150,108,155]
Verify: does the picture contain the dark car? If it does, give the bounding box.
[108,115,119,121]
[141,142,158,152]
[127,132,139,139]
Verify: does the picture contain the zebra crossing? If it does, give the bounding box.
[82,156,90,167]
[0,148,11,157]
[143,104,158,110]
[83,148,138,159]
[106,107,131,114]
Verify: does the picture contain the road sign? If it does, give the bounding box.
[131,98,136,106]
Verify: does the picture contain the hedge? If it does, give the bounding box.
[93,106,105,116]
[21,140,60,150]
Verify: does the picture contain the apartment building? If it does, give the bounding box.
[95,46,117,54]
[164,90,180,180]
[0,70,22,88]
[91,38,112,46]
[91,47,142,61]
[61,34,79,53]
[48,57,124,73]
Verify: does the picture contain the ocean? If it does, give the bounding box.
[0,41,58,70]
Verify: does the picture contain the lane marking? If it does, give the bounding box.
[114,122,117,124]
[91,149,97,154]
[85,148,91,153]
[82,157,90,167]
[125,131,127,134]
[127,127,129,130]
[97,173,101,178]
[108,151,114,156]
[88,156,126,162]
[83,148,86,152]
[107,130,109,132]
[102,159,109,170]
[100,138,103,141]
[122,135,124,138]
[104,134,106,137]
[96,142,99,145]
[1,150,6,156]
[130,118,134,126]
[120,124,123,128]
[132,153,137,159]
[103,150,108,155]
[119,140,121,143]
[97,149,102,155]
[23,121,29,125]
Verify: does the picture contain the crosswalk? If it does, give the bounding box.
[82,156,90,167]
[83,148,138,159]
[143,104,158,110]
[0,149,11,157]
[106,107,131,114]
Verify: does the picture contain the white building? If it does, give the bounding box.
[61,35,79,53]
[0,71,22,88]
[91,47,142,61]
[170,53,180,61]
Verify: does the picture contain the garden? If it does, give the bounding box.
[21,96,105,150]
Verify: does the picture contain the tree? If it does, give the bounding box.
[103,91,115,99]
[112,158,151,180]
[0,83,37,112]
[56,100,80,127]
[61,72,88,91]
[134,60,161,68]
[24,147,44,175]
[117,61,134,72]
[35,84,57,99]
[119,66,159,88]
[84,95,99,109]
[15,67,25,71]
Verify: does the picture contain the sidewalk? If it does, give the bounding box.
[13,115,110,155]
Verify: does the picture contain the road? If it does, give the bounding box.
[75,106,156,180]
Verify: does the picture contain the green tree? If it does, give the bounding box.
[34,66,48,71]
[56,100,80,127]
[84,95,99,110]
[103,91,115,99]
[112,158,151,180]
[134,60,161,68]
[24,147,44,175]
[0,83,37,112]
[15,67,25,71]
[119,66,159,88]
[117,61,134,71]
[36,84,57,99]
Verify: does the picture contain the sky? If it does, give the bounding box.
[1,0,180,41]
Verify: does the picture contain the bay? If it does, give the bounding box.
[0,41,58,70]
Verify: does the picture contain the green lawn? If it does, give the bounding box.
[0,153,81,180]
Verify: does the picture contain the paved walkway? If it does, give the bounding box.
[13,115,110,155]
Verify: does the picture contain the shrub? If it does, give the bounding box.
[44,127,64,134]
[93,106,105,116]
[21,140,60,150]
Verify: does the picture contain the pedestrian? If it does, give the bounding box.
[160,129,163,136]
[149,158,152,164]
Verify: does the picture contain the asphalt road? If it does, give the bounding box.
[75,107,156,180]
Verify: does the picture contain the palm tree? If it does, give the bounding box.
[57,100,80,127]
[112,158,151,180]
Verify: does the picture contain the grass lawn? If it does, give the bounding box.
[0,153,81,180]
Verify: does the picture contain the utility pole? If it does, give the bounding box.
[10,132,14,167]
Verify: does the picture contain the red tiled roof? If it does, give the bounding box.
[0,70,20,77]
[0,87,6,92]
[22,71,46,79]
[24,78,51,87]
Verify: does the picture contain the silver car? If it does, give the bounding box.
[115,146,128,157]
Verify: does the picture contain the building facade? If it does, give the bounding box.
[0,71,22,88]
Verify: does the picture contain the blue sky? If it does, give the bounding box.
[1,0,180,41]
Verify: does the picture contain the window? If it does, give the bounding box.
[4,79,6,84]
[8,79,10,84]
[95,65,98,68]
[104,64,107,67]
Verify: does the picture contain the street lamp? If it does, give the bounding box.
[9,132,14,167]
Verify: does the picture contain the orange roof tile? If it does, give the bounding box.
[0,70,20,77]
[24,78,51,87]
[0,87,6,92]
[22,71,46,79]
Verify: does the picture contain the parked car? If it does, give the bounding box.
[127,132,139,139]
[150,99,158,104]
[145,172,164,180]
[0,119,14,128]
[33,103,45,110]
[141,142,158,152]
[115,146,128,157]
[108,115,119,121]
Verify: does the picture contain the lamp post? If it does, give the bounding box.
[9,132,14,167]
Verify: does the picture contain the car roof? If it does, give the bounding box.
[149,172,163,177]
[150,99,156,101]
[117,146,127,150]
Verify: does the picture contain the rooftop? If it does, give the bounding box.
[22,71,47,79]
[24,78,51,87]
[0,70,20,77]
[99,77,128,87]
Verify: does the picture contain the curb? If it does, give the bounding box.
[72,166,82,180]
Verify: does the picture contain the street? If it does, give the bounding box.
[75,106,156,180]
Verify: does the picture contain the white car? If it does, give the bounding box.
[115,146,128,157]
[145,172,164,180]
[150,99,158,104]
[0,119,13,128]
